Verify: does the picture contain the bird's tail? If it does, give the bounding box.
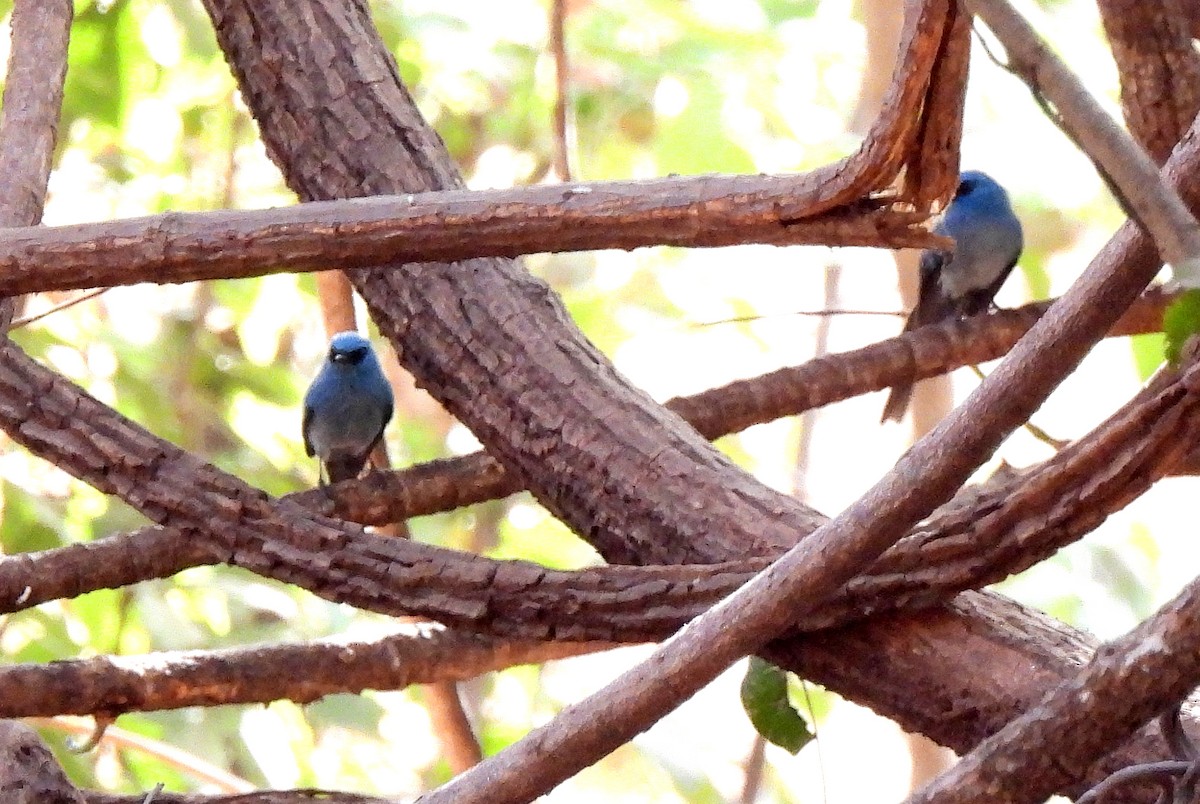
[880,381,913,423]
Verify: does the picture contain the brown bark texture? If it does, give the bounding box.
[0,0,1196,799]
[0,722,84,804]
[1098,0,1200,165]
[0,178,941,295]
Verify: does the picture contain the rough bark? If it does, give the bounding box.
[907,528,1200,804]
[1098,0,1200,165]
[0,180,939,295]
[0,625,607,717]
[199,0,960,571]
[0,722,84,804]
[3,308,1198,652]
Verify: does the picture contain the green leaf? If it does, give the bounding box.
[1130,332,1166,381]
[739,657,813,754]
[1162,289,1200,364]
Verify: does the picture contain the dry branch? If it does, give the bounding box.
[85,792,390,804]
[1097,0,1200,165]
[0,722,84,804]
[0,0,69,232]
[0,625,610,717]
[966,0,1200,270]
[907,480,1200,804]
[0,276,1193,730]
[0,180,941,296]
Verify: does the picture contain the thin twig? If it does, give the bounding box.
[739,735,767,804]
[1076,760,1189,804]
[967,364,1066,448]
[9,288,107,329]
[33,717,254,793]
[548,0,573,181]
[689,307,902,329]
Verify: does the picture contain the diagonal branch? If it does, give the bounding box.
[966,0,1200,271]
[907,499,1200,803]
[0,287,1178,638]
[0,182,940,295]
[0,0,1185,796]
[417,16,1200,803]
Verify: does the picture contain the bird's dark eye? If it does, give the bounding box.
[330,345,369,364]
[955,178,975,198]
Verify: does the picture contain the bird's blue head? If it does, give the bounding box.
[953,170,1010,208]
[327,331,375,366]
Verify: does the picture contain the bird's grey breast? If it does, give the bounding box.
[938,218,1021,301]
[305,379,388,458]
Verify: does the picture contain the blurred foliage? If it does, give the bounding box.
[1163,290,1200,365]
[0,0,1174,801]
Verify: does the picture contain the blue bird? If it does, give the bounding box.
[881,171,1024,423]
[303,331,394,485]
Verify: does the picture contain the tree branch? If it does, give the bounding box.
[0,0,70,231]
[0,283,1182,633]
[416,10,1200,798]
[907,499,1200,803]
[902,0,970,207]
[0,182,941,296]
[966,0,1200,272]
[0,722,84,804]
[1096,0,1200,166]
[0,624,610,717]
[0,0,72,335]
[0,0,70,326]
[84,792,390,804]
[0,270,1185,729]
[0,274,1193,732]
